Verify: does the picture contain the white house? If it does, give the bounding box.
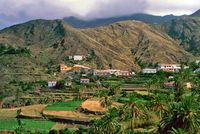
[80,78,90,84]
[194,68,200,73]
[158,64,181,72]
[195,60,200,64]
[142,68,157,74]
[69,55,85,61]
[48,81,57,87]
[93,69,130,77]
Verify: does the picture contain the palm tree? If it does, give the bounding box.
[160,96,200,134]
[170,128,187,134]
[100,96,112,109]
[145,79,154,95]
[91,108,122,134]
[175,75,184,102]
[191,77,200,101]
[130,102,140,130]
[152,74,166,89]
[150,93,167,119]
[128,94,141,131]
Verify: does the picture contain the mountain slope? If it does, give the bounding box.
[191,9,200,17]
[64,14,179,28]
[82,21,195,67]
[0,19,195,71]
[0,19,196,97]
[155,17,200,56]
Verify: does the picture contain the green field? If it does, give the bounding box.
[0,119,55,131]
[44,100,83,111]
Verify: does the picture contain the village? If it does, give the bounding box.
[48,55,200,89]
[1,55,200,133]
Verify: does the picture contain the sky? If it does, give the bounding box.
[0,0,200,29]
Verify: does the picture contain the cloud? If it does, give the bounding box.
[0,0,199,29]
[86,0,148,19]
[0,0,148,29]
[146,0,200,15]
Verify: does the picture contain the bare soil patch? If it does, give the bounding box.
[52,123,76,130]
[43,110,97,121]
[0,104,47,119]
[81,99,107,113]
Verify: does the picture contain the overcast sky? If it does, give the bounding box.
[0,0,200,29]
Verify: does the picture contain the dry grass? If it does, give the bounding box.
[0,104,47,119]
[52,123,77,130]
[81,99,107,113]
[81,99,123,114]
[43,110,97,121]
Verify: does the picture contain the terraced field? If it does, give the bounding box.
[0,119,55,132]
[44,100,83,111]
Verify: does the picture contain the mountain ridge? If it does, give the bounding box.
[0,19,197,97]
[154,16,200,56]
[64,13,179,28]
[191,9,200,17]
[0,19,195,70]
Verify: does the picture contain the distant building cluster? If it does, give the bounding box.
[93,69,130,77]
[142,64,181,74]
[48,58,200,88]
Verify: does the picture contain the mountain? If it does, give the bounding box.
[155,16,200,56]
[191,9,200,17]
[64,14,179,28]
[0,19,196,96]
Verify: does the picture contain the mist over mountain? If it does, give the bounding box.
[64,13,179,28]
[191,9,200,17]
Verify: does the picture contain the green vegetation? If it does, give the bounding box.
[0,44,31,56]
[157,17,200,56]
[0,119,55,131]
[44,100,83,111]
[89,69,200,134]
[1,18,200,133]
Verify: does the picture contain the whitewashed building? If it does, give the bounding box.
[69,55,85,61]
[194,68,200,73]
[195,60,200,64]
[142,68,157,74]
[93,69,130,77]
[48,81,57,87]
[80,78,90,84]
[158,64,181,73]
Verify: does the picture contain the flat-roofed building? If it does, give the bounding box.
[80,78,90,84]
[158,64,181,72]
[142,68,157,74]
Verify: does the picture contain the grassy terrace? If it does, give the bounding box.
[0,119,55,131]
[44,100,83,111]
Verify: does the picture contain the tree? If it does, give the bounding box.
[170,128,187,134]
[55,80,65,89]
[100,96,112,109]
[145,79,154,95]
[150,92,167,119]
[91,108,122,134]
[160,96,200,134]
[128,94,141,131]
[16,88,22,100]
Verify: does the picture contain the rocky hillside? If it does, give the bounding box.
[82,21,195,68]
[155,17,200,56]
[0,19,195,72]
[0,19,197,97]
